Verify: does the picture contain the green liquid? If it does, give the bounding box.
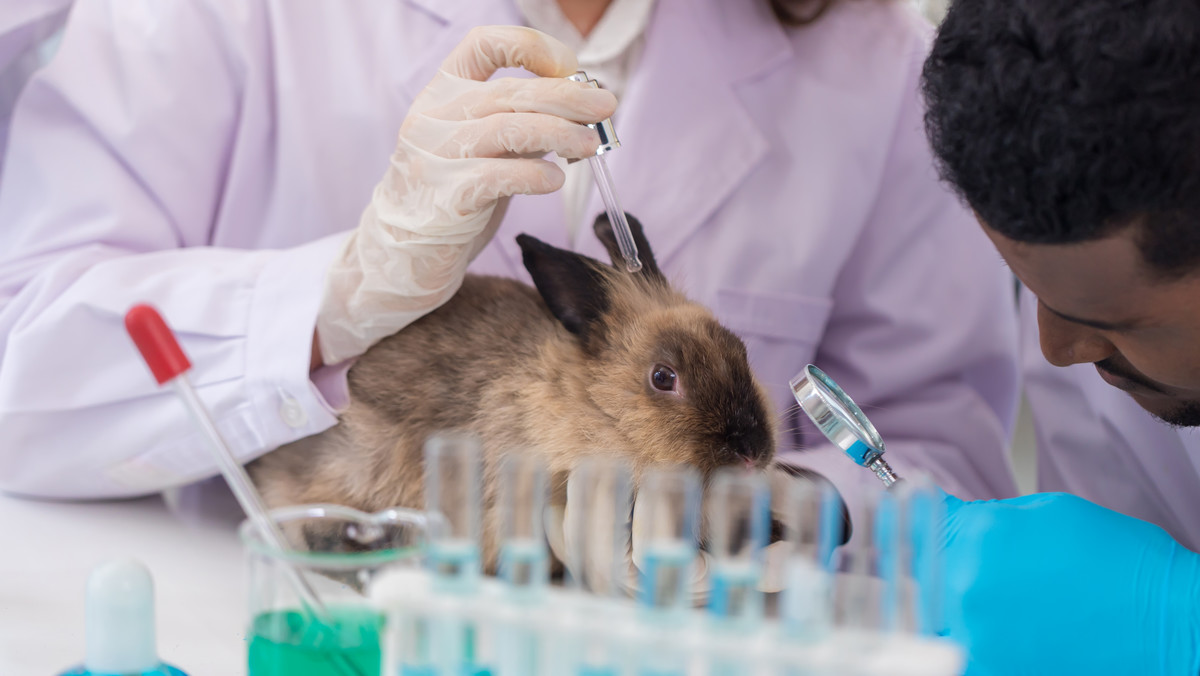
[248,606,384,676]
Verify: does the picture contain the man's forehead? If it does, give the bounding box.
[980,221,1159,311]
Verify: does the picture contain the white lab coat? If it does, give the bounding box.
[0,0,1020,516]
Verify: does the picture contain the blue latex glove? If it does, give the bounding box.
[939,491,1200,675]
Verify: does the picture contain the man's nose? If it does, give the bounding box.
[1037,302,1116,367]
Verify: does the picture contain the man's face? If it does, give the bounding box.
[983,223,1200,426]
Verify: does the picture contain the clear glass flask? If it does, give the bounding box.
[240,503,427,676]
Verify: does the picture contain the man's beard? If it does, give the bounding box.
[1151,399,1200,428]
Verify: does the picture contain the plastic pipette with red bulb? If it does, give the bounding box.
[124,304,365,676]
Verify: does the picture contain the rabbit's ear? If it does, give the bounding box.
[592,212,664,282]
[517,234,611,341]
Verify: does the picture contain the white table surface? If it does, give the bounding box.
[1,479,252,675]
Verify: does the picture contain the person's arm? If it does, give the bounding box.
[940,491,1200,674]
[0,2,349,499]
[776,30,1021,523]
[0,4,614,500]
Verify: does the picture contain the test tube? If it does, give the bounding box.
[633,465,701,617]
[498,454,550,600]
[559,458,635,676]
[566,457,635,598]
[423,431,483,592]
[779,478,839,643]
[496,455,548,676]
[875,489,905,634]
[898,476,945,637]
[834,491,881,633]
[422,432,484,676]
[705,469,770,629]
[631,465,700,676]
[705,469,770,676]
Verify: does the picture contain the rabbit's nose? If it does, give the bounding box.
[726,431,771,463]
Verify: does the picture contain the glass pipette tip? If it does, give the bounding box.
[587,154,642,273]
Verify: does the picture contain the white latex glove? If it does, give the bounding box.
[316,26,617,364]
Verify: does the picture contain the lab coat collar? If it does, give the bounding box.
[404,0,792,271]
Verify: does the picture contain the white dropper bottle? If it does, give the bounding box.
[58,559,188,676]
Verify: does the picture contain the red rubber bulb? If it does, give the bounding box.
[125,304,191,385]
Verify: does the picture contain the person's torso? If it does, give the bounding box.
[202,0,935,423]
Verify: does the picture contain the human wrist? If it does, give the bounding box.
[310,327,323,372]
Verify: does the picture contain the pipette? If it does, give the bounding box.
[124,305,365,676]
[567,71,642,273]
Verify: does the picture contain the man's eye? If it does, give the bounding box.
[650,364,678,392]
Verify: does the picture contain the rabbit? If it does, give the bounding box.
[248,213,781,570]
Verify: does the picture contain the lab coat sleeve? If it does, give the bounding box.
[0,1,349,498]
[775,39,1022,517]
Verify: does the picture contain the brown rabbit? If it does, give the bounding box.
[249,214,778,567]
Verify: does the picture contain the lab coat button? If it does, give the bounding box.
[280,397,308,428]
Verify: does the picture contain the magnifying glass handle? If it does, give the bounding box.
[866,457,900,489]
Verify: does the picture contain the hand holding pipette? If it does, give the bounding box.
[124,304,366,676]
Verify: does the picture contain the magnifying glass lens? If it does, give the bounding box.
[789,365,885,467]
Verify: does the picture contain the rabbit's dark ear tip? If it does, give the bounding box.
[592,213,614,235]
[515,233,544,252]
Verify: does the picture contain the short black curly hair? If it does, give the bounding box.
[921,0,1200,278]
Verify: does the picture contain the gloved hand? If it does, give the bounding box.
[316,26,617,364]
[940,491,1200,675]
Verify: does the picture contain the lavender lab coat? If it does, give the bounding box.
[0,0,1020,513]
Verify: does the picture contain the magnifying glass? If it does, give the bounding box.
[789,364,900,488]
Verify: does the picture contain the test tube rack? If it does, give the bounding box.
[364,437,964,676]
[369,566,964,676]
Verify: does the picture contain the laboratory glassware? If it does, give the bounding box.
[423,431,484,593]
[555,457,636,676]
[780,477,840,643]
[241,504,427,676]
[790,364,901,487]
[567,70,642,273]
[705,468,770,629]
[495,454,549,675]
[125,304,388,676]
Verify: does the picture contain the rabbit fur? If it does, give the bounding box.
[249,214,779,568]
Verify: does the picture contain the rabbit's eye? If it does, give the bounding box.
[650,364,678,392]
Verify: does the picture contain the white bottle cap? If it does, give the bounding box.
[84,559,160,674]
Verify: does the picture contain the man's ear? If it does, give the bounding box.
[517,234,611,341]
